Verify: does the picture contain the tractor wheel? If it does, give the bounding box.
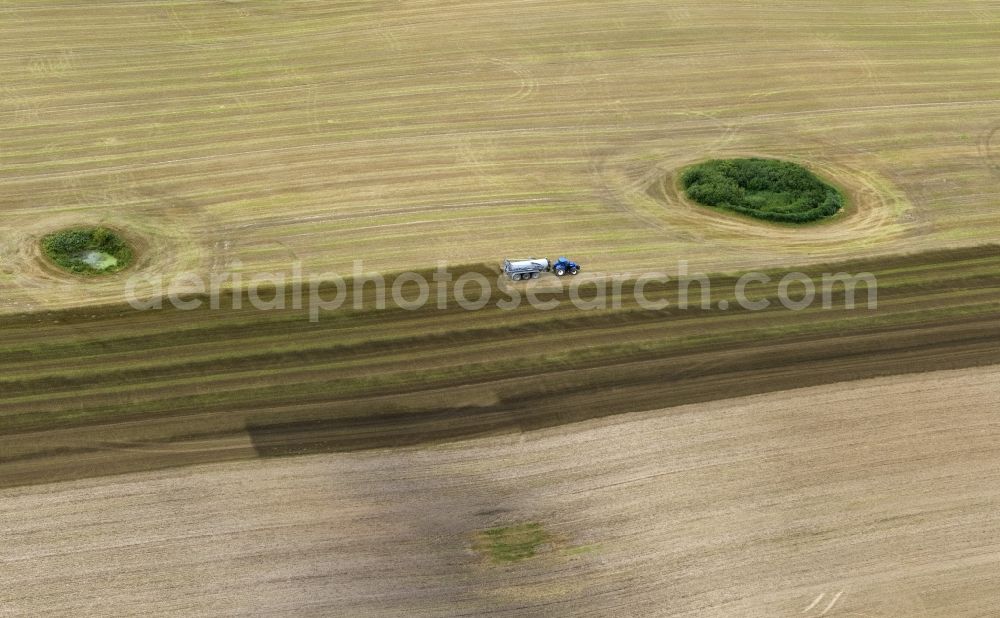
[570,267,579,275]
[554,268,566,276]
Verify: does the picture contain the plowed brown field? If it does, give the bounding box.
[4,366,998,616]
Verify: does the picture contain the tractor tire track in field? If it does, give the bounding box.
[980,124,1000,178]
[0,194,218,314]
[643,149,916,255]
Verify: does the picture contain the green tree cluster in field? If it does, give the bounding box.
[41,227,133,274]
[681,158,843,223]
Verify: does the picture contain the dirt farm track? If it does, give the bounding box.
[1,1,1000,616]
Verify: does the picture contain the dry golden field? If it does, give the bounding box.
[1,0,999,310]
[2,1,999,616]
[4,366,999,616]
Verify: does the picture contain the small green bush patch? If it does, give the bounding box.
[41,227,133,274]
[474,522,548,563]
[681,158,843,223]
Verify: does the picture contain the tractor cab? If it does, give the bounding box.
[552,257,580,276]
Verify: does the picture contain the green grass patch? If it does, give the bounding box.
[562,544,601,556]
[681,158,843,223]
[41,227,133,275]
[474,522,549,563]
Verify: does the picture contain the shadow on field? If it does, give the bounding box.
[247,310,1000,457]
[3,246,999,486]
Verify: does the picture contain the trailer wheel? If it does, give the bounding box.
[511,273,521,281]
[531,272,540,279]
[570,267,579,275]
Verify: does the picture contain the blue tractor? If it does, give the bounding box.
[551,256,580,277]
[502,256,581,280]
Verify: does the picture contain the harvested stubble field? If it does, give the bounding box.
[1,0,1000,310]
[1,0,1000,616]
[4,366,1000,616]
